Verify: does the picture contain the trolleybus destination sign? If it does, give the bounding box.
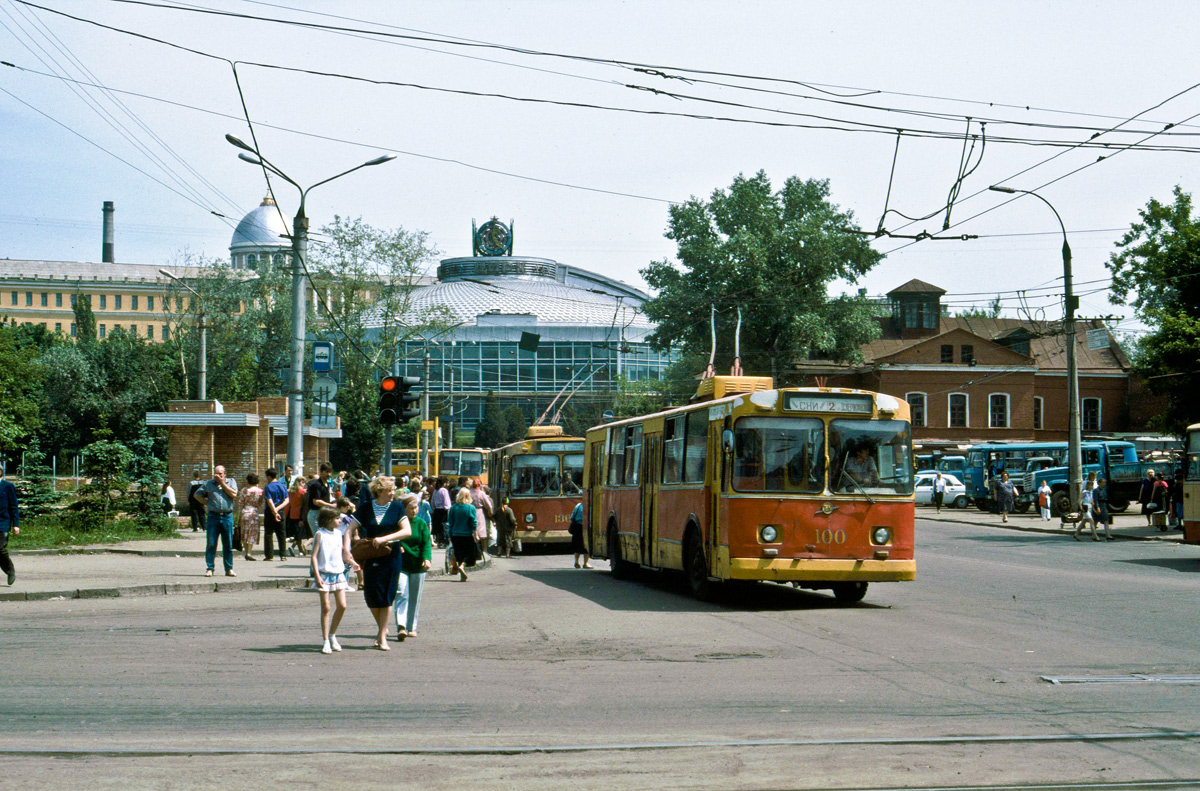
[784,393,874,414]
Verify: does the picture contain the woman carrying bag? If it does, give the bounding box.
[354,476,411,651]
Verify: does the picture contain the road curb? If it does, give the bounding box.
[0,554,492,602]
[922,512,1185,542]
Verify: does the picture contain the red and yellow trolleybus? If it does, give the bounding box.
[489,426,585,548]
[1182,423,1199,544]
[584,376,916,602]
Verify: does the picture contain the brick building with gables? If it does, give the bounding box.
[794,279,1158,449]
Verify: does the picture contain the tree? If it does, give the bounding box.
[473,391,505,448]
[72,291,97,343]
[80,439,134,526]
[309,216,452,471]
[1106,186,1200,435]
[956,296,1001,318]
[641,171,883,380]
[0,325,44,455]
[502,405,528,444]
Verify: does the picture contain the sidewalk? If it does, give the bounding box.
[919,504,1187,542]
[0,528,487,602]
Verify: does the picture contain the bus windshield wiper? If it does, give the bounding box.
[838,467,875,504]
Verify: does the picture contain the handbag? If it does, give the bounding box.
[351,537,391,564]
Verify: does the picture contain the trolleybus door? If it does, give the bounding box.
[641,433,660,566]
[588,439,605,554]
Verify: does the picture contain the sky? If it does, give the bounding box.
[3,0,1199,338]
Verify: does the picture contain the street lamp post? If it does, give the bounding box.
[226,134,394,477]
[989,185,1082,513]
[159,269,206,400]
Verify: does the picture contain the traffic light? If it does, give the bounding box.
[378,375,421,425]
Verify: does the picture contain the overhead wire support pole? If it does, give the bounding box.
[226,133,394,479]
[989,185,1081,513]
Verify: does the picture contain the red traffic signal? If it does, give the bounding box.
[379,376,421,425]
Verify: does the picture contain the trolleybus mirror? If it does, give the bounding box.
[722,429,734,454]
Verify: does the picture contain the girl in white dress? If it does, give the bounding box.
[311,506,359,654]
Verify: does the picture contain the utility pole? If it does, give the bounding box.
[422,349,432,477]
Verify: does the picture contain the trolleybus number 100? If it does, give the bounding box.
[814,528,847,545]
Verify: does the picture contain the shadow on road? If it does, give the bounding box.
[512,568,886,612]
[1114,557,1200,573]
[949,532,1068,545]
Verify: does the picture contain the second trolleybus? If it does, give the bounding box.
[488,425,585,549]
[584,376,916,602]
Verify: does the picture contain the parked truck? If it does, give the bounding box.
[1021,440,1154,517]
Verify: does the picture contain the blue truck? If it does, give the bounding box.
[964,442,1072,512]
[1021,440,1154,516]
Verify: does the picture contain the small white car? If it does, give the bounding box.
[914,472,969,509]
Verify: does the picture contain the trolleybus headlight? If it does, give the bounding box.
[759,525,779,543]
[871,527,892,545]
[524,513,535,524]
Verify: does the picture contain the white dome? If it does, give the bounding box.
[229,196,292,253]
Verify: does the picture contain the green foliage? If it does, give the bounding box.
[0,324,45,453]
[16,512,177,549]
[473,391,505,448]
[127,429,168,527]
[956,296,1002,318]
[81,439,134,526]
[14,438,62,518]
[1106,186,1200,435]
[641,171,883,379]
[502,404,528,444]
[73,291,97,343]
[310,216,451,471]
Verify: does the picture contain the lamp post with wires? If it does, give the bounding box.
[989,185,1081,513]
[226,133,394,477]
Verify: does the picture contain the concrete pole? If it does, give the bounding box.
[1062,236,1083,512]
[422,349,432,477]
[197,311,207,401]
[288,207,308,479]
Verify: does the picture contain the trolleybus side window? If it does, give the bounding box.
[607,429,625,486]
[1187,429,1200,480]
[512,455,560,495]
[829,419,915,495]
[732,417,825,493]
[684,412,707,483]
[623,425,643,486]
[562,454,584,493]
[662,416,684,484]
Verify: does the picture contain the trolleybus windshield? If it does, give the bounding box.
[561,454,584,493]
[732,417,825,493]
[511,454,562,496]
[829,419,914,495]
[442,451,484,478]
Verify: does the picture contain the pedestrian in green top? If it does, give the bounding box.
[393,493,432,641]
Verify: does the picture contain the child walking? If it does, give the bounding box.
[312,506,359,654]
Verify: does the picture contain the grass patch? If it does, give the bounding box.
[12,513,182,550]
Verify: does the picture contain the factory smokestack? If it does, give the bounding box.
[102,201,115,263]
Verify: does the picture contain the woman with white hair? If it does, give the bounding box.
[355,476,411,650]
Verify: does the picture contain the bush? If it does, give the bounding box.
[15,512,180,549]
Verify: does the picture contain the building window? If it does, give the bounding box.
[54,322,61,333]
[147,295,154,311]
[114,295,122,309]
[9,291,16,306]
[988,393,1010,428]
[1033,396,1044,430]
[70,323,76,337]
[1082,398,1101,432]
[40,293,47,307]
[247,254,257,270]
[70,294,77,307]
[906,392,927,427]
[98,324,106,338]
[273,253,284,267]
[25,292,32,306]
[100,294,107,309]
[131,295,138,310]
[176,296,183,311]
[161,325,169,340]
[55,293,62,307]
[146,324,153,338]
[949,393,968,428]
[961,344,974,365]
[940,344,953,363]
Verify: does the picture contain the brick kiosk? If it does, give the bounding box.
[145,397,340,486]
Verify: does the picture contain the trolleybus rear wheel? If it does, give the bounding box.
[685,530,719,602]
[831,581,868,604]
[608,525,633,580]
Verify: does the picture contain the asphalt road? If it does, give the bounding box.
[3,518,1200,790]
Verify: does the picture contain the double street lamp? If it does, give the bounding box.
[989,185,1083,512]
[226,133,395,477]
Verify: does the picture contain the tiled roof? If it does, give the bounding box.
[886,279,946,295]
[860,316,1128,373]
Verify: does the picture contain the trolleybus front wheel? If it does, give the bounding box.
[831,581,868,604]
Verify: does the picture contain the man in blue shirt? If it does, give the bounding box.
[261,467,290,561]
[0,470,19,585]
[195,465,239,577]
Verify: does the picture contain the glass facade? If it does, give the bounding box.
[387,339,673,430]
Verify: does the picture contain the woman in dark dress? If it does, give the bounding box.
[355,476,411,651]
[447,488,478,582]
